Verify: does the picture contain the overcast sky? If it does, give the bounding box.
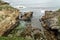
[3,0,60,7]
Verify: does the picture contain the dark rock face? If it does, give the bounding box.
[44,30,57,40]
[20,11,33,21]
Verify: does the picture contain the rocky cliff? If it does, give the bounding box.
[0,0,20,36]
[41,10,60,31]
[40,9,60,40]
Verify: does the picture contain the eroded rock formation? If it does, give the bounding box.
[20,11,33,21]
[0,1,20,36]
[40,10,60,40]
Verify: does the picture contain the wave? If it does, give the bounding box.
[13,5,26,9]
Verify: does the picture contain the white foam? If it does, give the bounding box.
[13,5,26,9]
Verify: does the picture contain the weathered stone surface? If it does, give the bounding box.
[41,10,60,30]
[40,10,60,40]
[44,29,57,40]
[0,1,20,36]
[20,11,33,21]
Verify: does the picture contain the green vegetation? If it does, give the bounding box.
[5,21,32,40]
[0,15,5,21]
[0,5,16,11]
[0,0,9,5]
[0,6,2,10]
[56,9,60,12]
[0,37,32,40]
[0,0,18,11]
[0,22,32,40]
[57,16,60,26]
[9,21,26,36]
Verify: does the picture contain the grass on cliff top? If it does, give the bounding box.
[0,0,19,11]
[0,0,9,4]
[0,37,32,40]
[0,0,19,13]
[0,5,18,11]
[58,16,60,26]
[0,37,23,40]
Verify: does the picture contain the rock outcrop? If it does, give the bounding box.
[20,11,33,21]
[40,10,60,40]
[41,10,60,31]
[0,0,20,36]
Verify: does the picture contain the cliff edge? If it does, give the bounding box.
[0,0,20,36]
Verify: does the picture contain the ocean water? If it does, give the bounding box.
[3,0,60,18]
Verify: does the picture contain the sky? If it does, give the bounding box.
[3,0,60,7]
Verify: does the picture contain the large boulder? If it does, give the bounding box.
[20,11,33,21]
